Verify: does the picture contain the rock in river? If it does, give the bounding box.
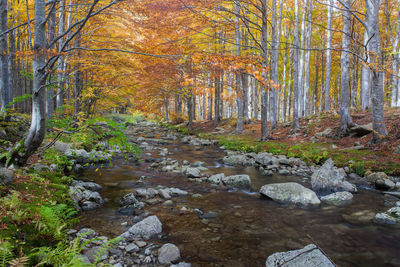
[125,215,162,237]
[265,244,335,267]
[375,207,400,225]
[260,182,320,206]
[222,174,251,190]
[321,191,353,206]
[311,159,357,194]
[158,243,181,264]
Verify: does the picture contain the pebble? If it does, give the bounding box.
[125,243,139,253]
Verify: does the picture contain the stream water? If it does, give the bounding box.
[79,132,400,267]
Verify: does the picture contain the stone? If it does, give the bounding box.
[192,194,202,198]
[321,192,353,206]
[208,173,225,184]
[185,167,201,178]
[200,212,218,219]
[81,201,101,211]
[136,188,157,199]
[260,183,321,206]
[311,159,357,194]
[375,179,396,190]
[0,167,14,185]
[254,153,274,166]
[349,123,373,137]
[171,263,192,267]
[53,141,72,153]
[72,180,102,192]
[169,188,188,196]
[158,189,171,199]
[374,207,400,225]
[222,175,251,190]
[136,241,147,248]
[127,215,162,237]
[119,193,139,206]
[125,243,140,253]
[162,200,174,206]
[223,154,253,166]
[315,128,333,138]
[265,244,335,267]
[366,172,389,183]
[84,246,109,262]
[158,243,180,264]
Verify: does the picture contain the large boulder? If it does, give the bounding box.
[254,153,274,166]
[321,191,353,206]
[0,167,14,185]
[265,244,335,267]
[71,180,102,192]
[374,207,400,225]
[127,215,162,237]
[311,159,357,194]
[260,183,321,207]
[53,141,72,153]
[349,123,373,137]
[158,243,181,264]
[185,167,201,178]
[222,175,251,190]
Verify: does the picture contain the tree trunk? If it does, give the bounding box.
[0,0,9,111]
[74,33,82,119]
[235,0,244,132]
[390,0,400,107]
[56,0,65,110]
[214,75,220,126]
[298,5,306,117]
[366,0,387,142]
[324,0,333,111]
[187,94,193,131]
[361,30,371,110]
[10,0,47,166]
[292,0,300,129]
[270,0,278,129]
[303,0,312,116]
[261,0,269,139]
[339,0,353,135]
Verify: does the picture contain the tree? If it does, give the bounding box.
[339,0,353,135]
[292,0,300,130]
[0,0,9,111]
[324,0,333,111]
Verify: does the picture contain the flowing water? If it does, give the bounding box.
[80,133,400,267]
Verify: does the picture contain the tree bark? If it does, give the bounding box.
[303,0,312,116]
[235,0,243,133]
[0,0,9,111]
[261,0,269,139]
[324,0,333,111]
[270,0,278,129]
[292,0,300,129]
[339,0,353,135]
[361,30,371,110]
[366,0,388,142]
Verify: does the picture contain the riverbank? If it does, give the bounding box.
[168,108,400,176]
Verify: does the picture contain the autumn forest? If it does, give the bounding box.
[1,0,400,266]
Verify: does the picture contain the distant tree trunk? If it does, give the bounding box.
[9,20,16,109]
[0,0,9,111]
[208,89,213,121]
[270,0,278,129]
[339,0,353,135]
[235,0,244,133]
[253,79,259,120]
[361,30,371,110]
[261,0,269,140]
[214,75,220,126]
[74,33,82,119]
[298,5,306,117]
[292,0,300,129]
[46,7,56,120]
[187,93,193,131]
[303,0,312,116]
[10,0,47,166]
[324,0,333,111]
[366,0,387,142]
[390,0,400,107]
[56,0,65,110]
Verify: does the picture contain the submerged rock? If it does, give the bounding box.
[375,207,400,225]
[311,159,357,194]
[208,173,225,185]
[265,244,335,267]
[321,191,353,206]
[260,183,320,206]
[158,243,180,264]
[119,193,139,206]
[223,154,253,166]
[222,174,251,190]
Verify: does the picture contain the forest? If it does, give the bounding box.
[0,0,400,266]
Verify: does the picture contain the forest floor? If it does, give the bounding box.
[176,108,400,176]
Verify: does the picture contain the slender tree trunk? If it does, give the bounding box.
[324,0,333,111]
[214,75,220,126]
[187,93,193,131]
[298,5,306,117]
[270,0,278,129]
[361,30,371,110]
[366,0,388,142]
[9,20,16,109]
[10,0,47,166]
[235,0,243,132]
[74,33,82,119]
[0,0,9,111]
[293,0,300,129]
[261,0,269,139]
[56,0,65,110]
[303,0,312,116]
[340,0,353,135]
[390,0,400,107]
[46,7,56,120]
